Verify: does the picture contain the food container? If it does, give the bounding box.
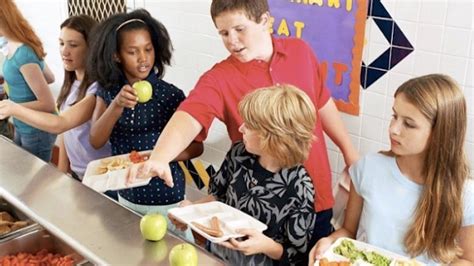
[0,228,86,264]
[315,238,425,266]
[0,197,38,241]
[168,201,267,243]
[82,150,152,192]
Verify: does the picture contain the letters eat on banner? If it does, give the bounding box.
[268,0,368,115]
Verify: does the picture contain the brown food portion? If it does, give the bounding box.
[210,216,221,232]
[0,212,14,222]
[0,211,28,236]
[96,157,131,174]
[0,249,74,266]
[191,216,224,237]
[319,258,351,266]
[95,150,149,174]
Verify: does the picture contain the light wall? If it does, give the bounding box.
[3,0,69,98]
[9,0,473,183]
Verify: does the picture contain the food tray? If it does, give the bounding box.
[0,198,38,241]
[0,228,86,264]
[168,201,267,243]
[315,238,425,266]
[82,150,152,192]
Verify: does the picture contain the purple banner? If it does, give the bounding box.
[269,0,367,115]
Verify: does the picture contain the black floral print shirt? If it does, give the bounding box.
[208,142,317,265]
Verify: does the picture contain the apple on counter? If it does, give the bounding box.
[140,213,167,241]
[132,80,152,103]
[169,243,198,266]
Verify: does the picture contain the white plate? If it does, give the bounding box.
[315,238,425,266]
[82,151,152,192]
[168,201,268,243]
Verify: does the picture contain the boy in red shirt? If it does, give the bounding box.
[129,0,359,245]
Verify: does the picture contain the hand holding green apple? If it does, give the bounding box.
[132,80,153,103]
[114,85,139,109]
[140,213,167,241]
[169,243,198,266]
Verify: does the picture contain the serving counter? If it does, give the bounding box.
[0,136,224,265]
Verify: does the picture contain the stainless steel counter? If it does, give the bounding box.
[0,136,224,265]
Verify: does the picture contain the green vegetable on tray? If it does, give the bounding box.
[333,239,392,266]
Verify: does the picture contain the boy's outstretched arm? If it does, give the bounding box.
[127,111,203,187]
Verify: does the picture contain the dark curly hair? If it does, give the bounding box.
[87,9,173,89]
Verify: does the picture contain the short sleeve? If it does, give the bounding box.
[85,82,100,96]
[16,46,44,69]
[462,179,474,226]
[95,85,109,102]
[349,156,367,195]
[178,70,224,141]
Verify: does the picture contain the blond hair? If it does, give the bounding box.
[238,84,316,168]
[0,0,46,58]
[394,74,469,263]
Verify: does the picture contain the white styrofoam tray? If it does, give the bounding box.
[168,201,268,243]
[315,237,425,266]
[82,150,152,192]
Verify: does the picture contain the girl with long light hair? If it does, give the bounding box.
[0,0,56,161]
[309,74,473,265]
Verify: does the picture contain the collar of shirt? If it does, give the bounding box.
[228,36,288,77]
[116,68,160,91]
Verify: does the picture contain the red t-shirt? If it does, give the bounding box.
[179,37,333,211]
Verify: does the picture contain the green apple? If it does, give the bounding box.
[169,243,198,266]
[140,213,167,241]
[132,80,152,103]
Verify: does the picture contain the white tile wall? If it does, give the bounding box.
[445,1,473,29]
[362,91,386,118]
[415,24,444,53]
[440,55,468,86]
[413,51,441,76]
[419,1,447,25]
[442,27,471,57]
[466,59,473,87]
[394,1,420,22]
[466,86,474,116]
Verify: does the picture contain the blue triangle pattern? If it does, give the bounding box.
[362,0,414,89]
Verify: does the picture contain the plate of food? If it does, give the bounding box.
[82,150,152,192]
[315,238,425,266]
[168,201,267,243]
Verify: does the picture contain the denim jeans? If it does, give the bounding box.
[14,130,56,162]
